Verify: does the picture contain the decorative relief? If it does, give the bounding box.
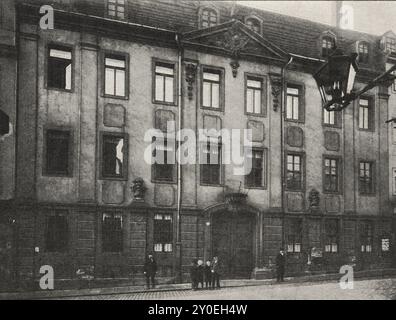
[269,73,282,112]
[154,184,175,207]
[287,126,304,147]
[103,104,125,128]
[102,181,125,204]
[247,120,265,142]
[131,178,146,202]
[185,63,197,100]
[287,193,304,212]
[230,59,240,78]
[155,109,175,133]
[324,131,340,151]
[325,195,340,213]
[308,189,320,212]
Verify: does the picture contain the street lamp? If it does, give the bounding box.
[314,48,396,111]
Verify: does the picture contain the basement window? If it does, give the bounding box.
[47,46,72,91]
[154,214,173,252]
[102,213,123,252]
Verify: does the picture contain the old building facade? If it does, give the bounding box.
[0,0,395,289]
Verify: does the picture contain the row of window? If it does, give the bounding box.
[45,128,376,194]
[48,46,376,128]
[321,36,370,63]
[286,219,391,254]
[46,212,172,253]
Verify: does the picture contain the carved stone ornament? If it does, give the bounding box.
[230,59,240,78]
[222,23,250,57]
[131,177,147,201]
[185,63,197,100]
[308,188,320,209]
[269,73,282,112]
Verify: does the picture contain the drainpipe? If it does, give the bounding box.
[280,56,293,248]
[175,34,183,283]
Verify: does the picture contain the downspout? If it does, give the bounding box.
[280,56,293,247]
[175,34,183,283]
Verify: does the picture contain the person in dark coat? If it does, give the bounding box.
[211,256,221,289]
[190,259,198,290]
[275,248,286,282]
[204,260,212,289]
[143,254,157,289]
[196,260,204,289]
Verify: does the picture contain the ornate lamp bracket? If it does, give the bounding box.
[185,63,197,100]
[269,73,282,112]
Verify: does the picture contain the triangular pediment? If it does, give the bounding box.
[182,20,289,62]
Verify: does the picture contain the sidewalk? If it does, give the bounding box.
[1,268,396,300]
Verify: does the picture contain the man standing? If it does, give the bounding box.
[144,254,157,289]
[275,248,286,282]
[211,256,221,289]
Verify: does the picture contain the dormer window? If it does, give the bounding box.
[322,36,335,57]
[245,17,261,34]
[358,42,369,64]
[107,0,125,19]
[386,37,396,53]
[200,8,218,28]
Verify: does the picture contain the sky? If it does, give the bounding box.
[236,1,396,36]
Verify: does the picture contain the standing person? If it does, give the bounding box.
[196,260,204,289]
[143,254,157,289]
[211,256,221,289]
[204,260,212,289]
[190,259,198,290]
[275,248,286,282]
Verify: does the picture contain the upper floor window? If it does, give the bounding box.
[107,0,125,19]
[200,8,218,28]
[45,129,72,176]
[154,214,173,252]
[102,213,123,252]
[46,212,68,252]
[286,153,303,190]
[154,61,176,104]
[324,157,340,193]
[359,97,374,130]
[101,133,127,179]
[386,37,396,53]
[358,42,369,64]
[202,68,222,109]
[322,36,334,57]
[245,149,266,188]
[324,219,339,253]
[47,46,72,91]
[152,137,176,183]
[286,86,302,121]
[359,161,374,194]
[245,17,261,33]
[246,76,263,115]
[104,54,127,98]
[200,140,222,185]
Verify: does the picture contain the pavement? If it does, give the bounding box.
[1,268,396,300]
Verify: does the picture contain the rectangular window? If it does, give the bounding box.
[245,149,265,188]
[46,213,68,252]
[286,154,303,190]
[359,161,374,194]
[286,86,301,120]
[101,133,127,179]
[47,47,72,90]
[154,62,175,104]
[200,141,222,185]
[102,213,123,252]
[322,37,333,57]
[107,0,125,19]
[359,98,373,130]
[324,157,340,193]
[358,42,369,64]
[286,219,302,253]
[152,138,176,183]
[324,219,339,253]
[393,168,396,196]
[386,37,396,53]
[246,77,263,114]
[154,214,173,252]
[202,69,221,109]
[45,129,72,176]
[323,109,335,125]
[105,55,126,97]
[360,221,373,253]
[381,238,390,252]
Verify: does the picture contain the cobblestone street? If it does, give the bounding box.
[53,277,396,300]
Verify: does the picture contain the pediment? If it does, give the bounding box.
[182,20,289,62]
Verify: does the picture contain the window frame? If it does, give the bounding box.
[45,210,69,253]
[199,139,223,186]
[106,0,127,20]
[324,219,339,253]
[245,73,267,117]
[385,37,396,54]
[285,83,305,123]
[153,213,174,253]
[323,106,342,128]
[244,148,267,189]
[359,220,374,254]
[199,7,219,29]
[244,16,262,34]
[285,218,302,254]
[152,58,178,106]
[358,41,370,64]
[323,155,342,194]
[100,131,129,180]
[101,212,124,253]
[358,160,375,195]
[358,96,375,131]
[321,36,335,57]
[43,127,73,177]
[151,136,177,184]
[102,51,129,100]
[285,152,305,191]
[201,65,225,111]
[46,43,74,92]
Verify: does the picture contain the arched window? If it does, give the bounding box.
[200,7,218,28]
[322,36,335,57]
[358,41,369,64]
[385,37,396,53]
[245,17,261,34]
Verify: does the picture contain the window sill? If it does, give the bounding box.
[359,192,376,197]
[285,118,305,124]
[201,106,223,112]
[46,87,73,93]
[322,123,342,129]
[322,190,342,195]
[246,112,266,118]
[358,128,375,133]
[103,94,129,101]
[152,179,177,185]
[152,100,177,107]
[43,172,73,178]
[100,176,128,181]
[244,185,267,190]
[200,183,224,187]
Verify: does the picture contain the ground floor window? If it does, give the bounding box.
[381,237,391,253]
[154,214,173,252]
[360,221,373,253]
[286,218,302,253]
[102,213,123,252]
[324,219,339,253]
[45,212,68,252]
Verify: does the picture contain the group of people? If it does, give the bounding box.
[190,256,220,290]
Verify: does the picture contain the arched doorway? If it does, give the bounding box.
[205,202,259,279]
